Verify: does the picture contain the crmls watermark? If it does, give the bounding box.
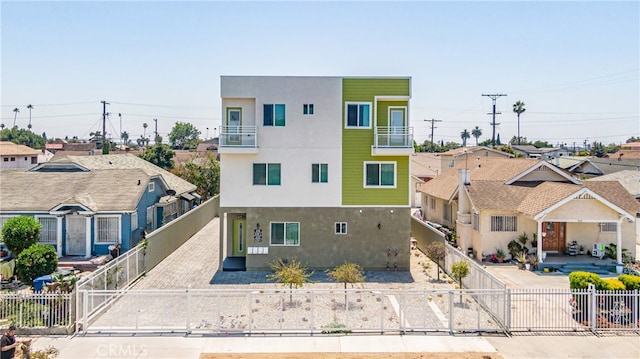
[96,344,148,357]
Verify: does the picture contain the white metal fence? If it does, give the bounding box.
[0,292,74,333]
[508,288,640,332]
[77,288,505,335]
[76,244,146,332]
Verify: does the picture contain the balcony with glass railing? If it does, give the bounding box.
[219,125,258,154]
[372,126,414,156]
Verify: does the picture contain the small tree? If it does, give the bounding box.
[267,257,313,304]
[1,216,41,256]
[425,242,446,281]
[15,244,58,285]
[451,261,470,304]
[326,262,365,308]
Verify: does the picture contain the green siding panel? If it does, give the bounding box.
[342,78,411,206]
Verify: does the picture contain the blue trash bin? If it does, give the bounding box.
[33,274,52,292]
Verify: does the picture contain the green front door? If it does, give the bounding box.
[232,219,246,256]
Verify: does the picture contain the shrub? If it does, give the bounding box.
[1,216,41,256]
[15,244,58,285]
[600,278,626,291]
[569,271,602,290]
[618,274,640,290]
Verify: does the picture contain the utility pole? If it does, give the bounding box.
[482,94,507,146]
[101,100,110,149]
[153,118,158,144]
[424,118,442,153]
[118,113,122,143]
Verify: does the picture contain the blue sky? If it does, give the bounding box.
[1,1,638,146]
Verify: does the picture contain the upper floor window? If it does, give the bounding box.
[345,103,371,128]
[253,163,281,186]
[303,104,314,115]
[264,104,286,126]
[148,182,155,192]
[364,162,395,187]
[335,222,347,234]
[312,163,328,183]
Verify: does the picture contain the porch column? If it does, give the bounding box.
[616,218,623,266]
[56,216,63,257]
[85,216,92,258]
[537,220,543,262]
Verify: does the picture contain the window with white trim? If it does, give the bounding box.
[95,216,120,244]
[335,222,347,235]
[443,203,451,222]
[131,212,138,232]
[429,197,436,210]
[270,222,300,246]
[36,216,57,244]
[148,182,155,193]
[264,104,286,126]
[253,163,281,186]
[146,206,154,231]
[472,212,479,231]
[364,162,395,187]
[600,223,616,232]
[345,102,371,128]
[312,163,328,183]
[303,104,314,115]
[490,215,517,232]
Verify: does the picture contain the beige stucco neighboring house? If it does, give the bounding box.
[418,157,640,267]
[437,146,513,174]
[0,141,41,169]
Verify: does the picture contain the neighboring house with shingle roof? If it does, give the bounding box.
[512,145,572,159]
[550,155,640,178]
[0,141,41,169]
[437,146,513,174]
[589,170,640,200]
[0,154,199,257]
[417,157,639,264]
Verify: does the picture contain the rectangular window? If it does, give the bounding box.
[429,197,436,210]
[490,215,518,232]
[10,157,15,162]
[335,222,347,235]
[3,158,7,162]
[253,163,281,186]
[96,216,120,244]
[146,206,154,231]
[345,103,371,128]
[0,216,16,229]
[31,157,37,164]
[443,203,451,222]
[270,222,300,246]
[472,212,479,231]
[600,223,616,232]
[303,104,314,115]
[311,163,328,183]
[131,212,138,232]
[264,104,286,126]
[364,162,396,187]
[163,201,178,224]
[36,216,57,244]
[148,182,155,193]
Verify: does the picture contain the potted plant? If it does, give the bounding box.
[495,248,506,263]
[517,232,529,254]
[578,244,585,255]
[529,254,539,271]
[516,251,527,270]
[507,240,522,260]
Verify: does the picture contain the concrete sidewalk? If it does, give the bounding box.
[30,333,640,359]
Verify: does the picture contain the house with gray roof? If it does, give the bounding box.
[0,154,199,257]
[418,157,639,266]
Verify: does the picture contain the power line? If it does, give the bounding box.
[424,118,442,153]
[110,101,216,109]
[1,101,98,107]
[482,93,507,145]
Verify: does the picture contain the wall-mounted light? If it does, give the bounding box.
[359,209,363,213]
[390,209,394,214]
[377,223,381,229]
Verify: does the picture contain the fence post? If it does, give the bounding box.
[506,288,511,330]
[449,291,454,334]
[18,295,23,327]
[186,286,191,333]
[588,284,596,332]
[82,290,88,334]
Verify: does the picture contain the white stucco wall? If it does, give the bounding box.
[220,76,343,208]
[0,155,37,169]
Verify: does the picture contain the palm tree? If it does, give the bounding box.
[27,104,33,130]
[513,101,526,145]
[143,122,148,138]
[460,129,471,147]
[471,126,482,145]
[12,108,19,128]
